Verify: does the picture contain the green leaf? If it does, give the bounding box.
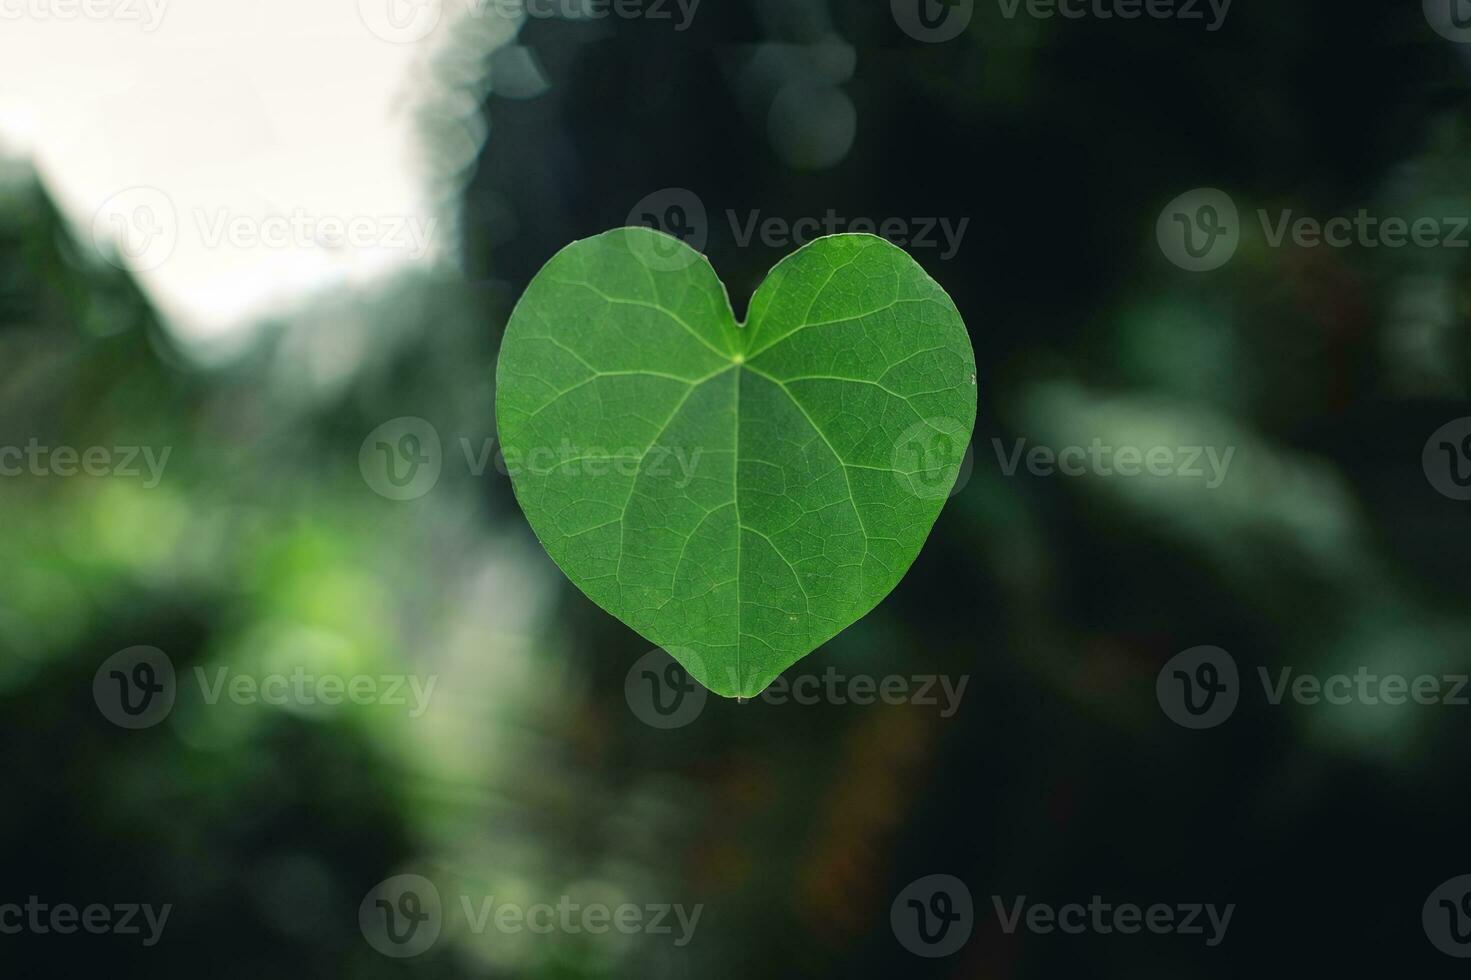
[495,228,977,698]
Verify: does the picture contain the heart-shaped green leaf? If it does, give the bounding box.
[495,228,976,698]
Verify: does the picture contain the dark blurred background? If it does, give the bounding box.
[4,0,1471,976]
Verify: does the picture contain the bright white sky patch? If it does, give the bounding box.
[0,0,515,349]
